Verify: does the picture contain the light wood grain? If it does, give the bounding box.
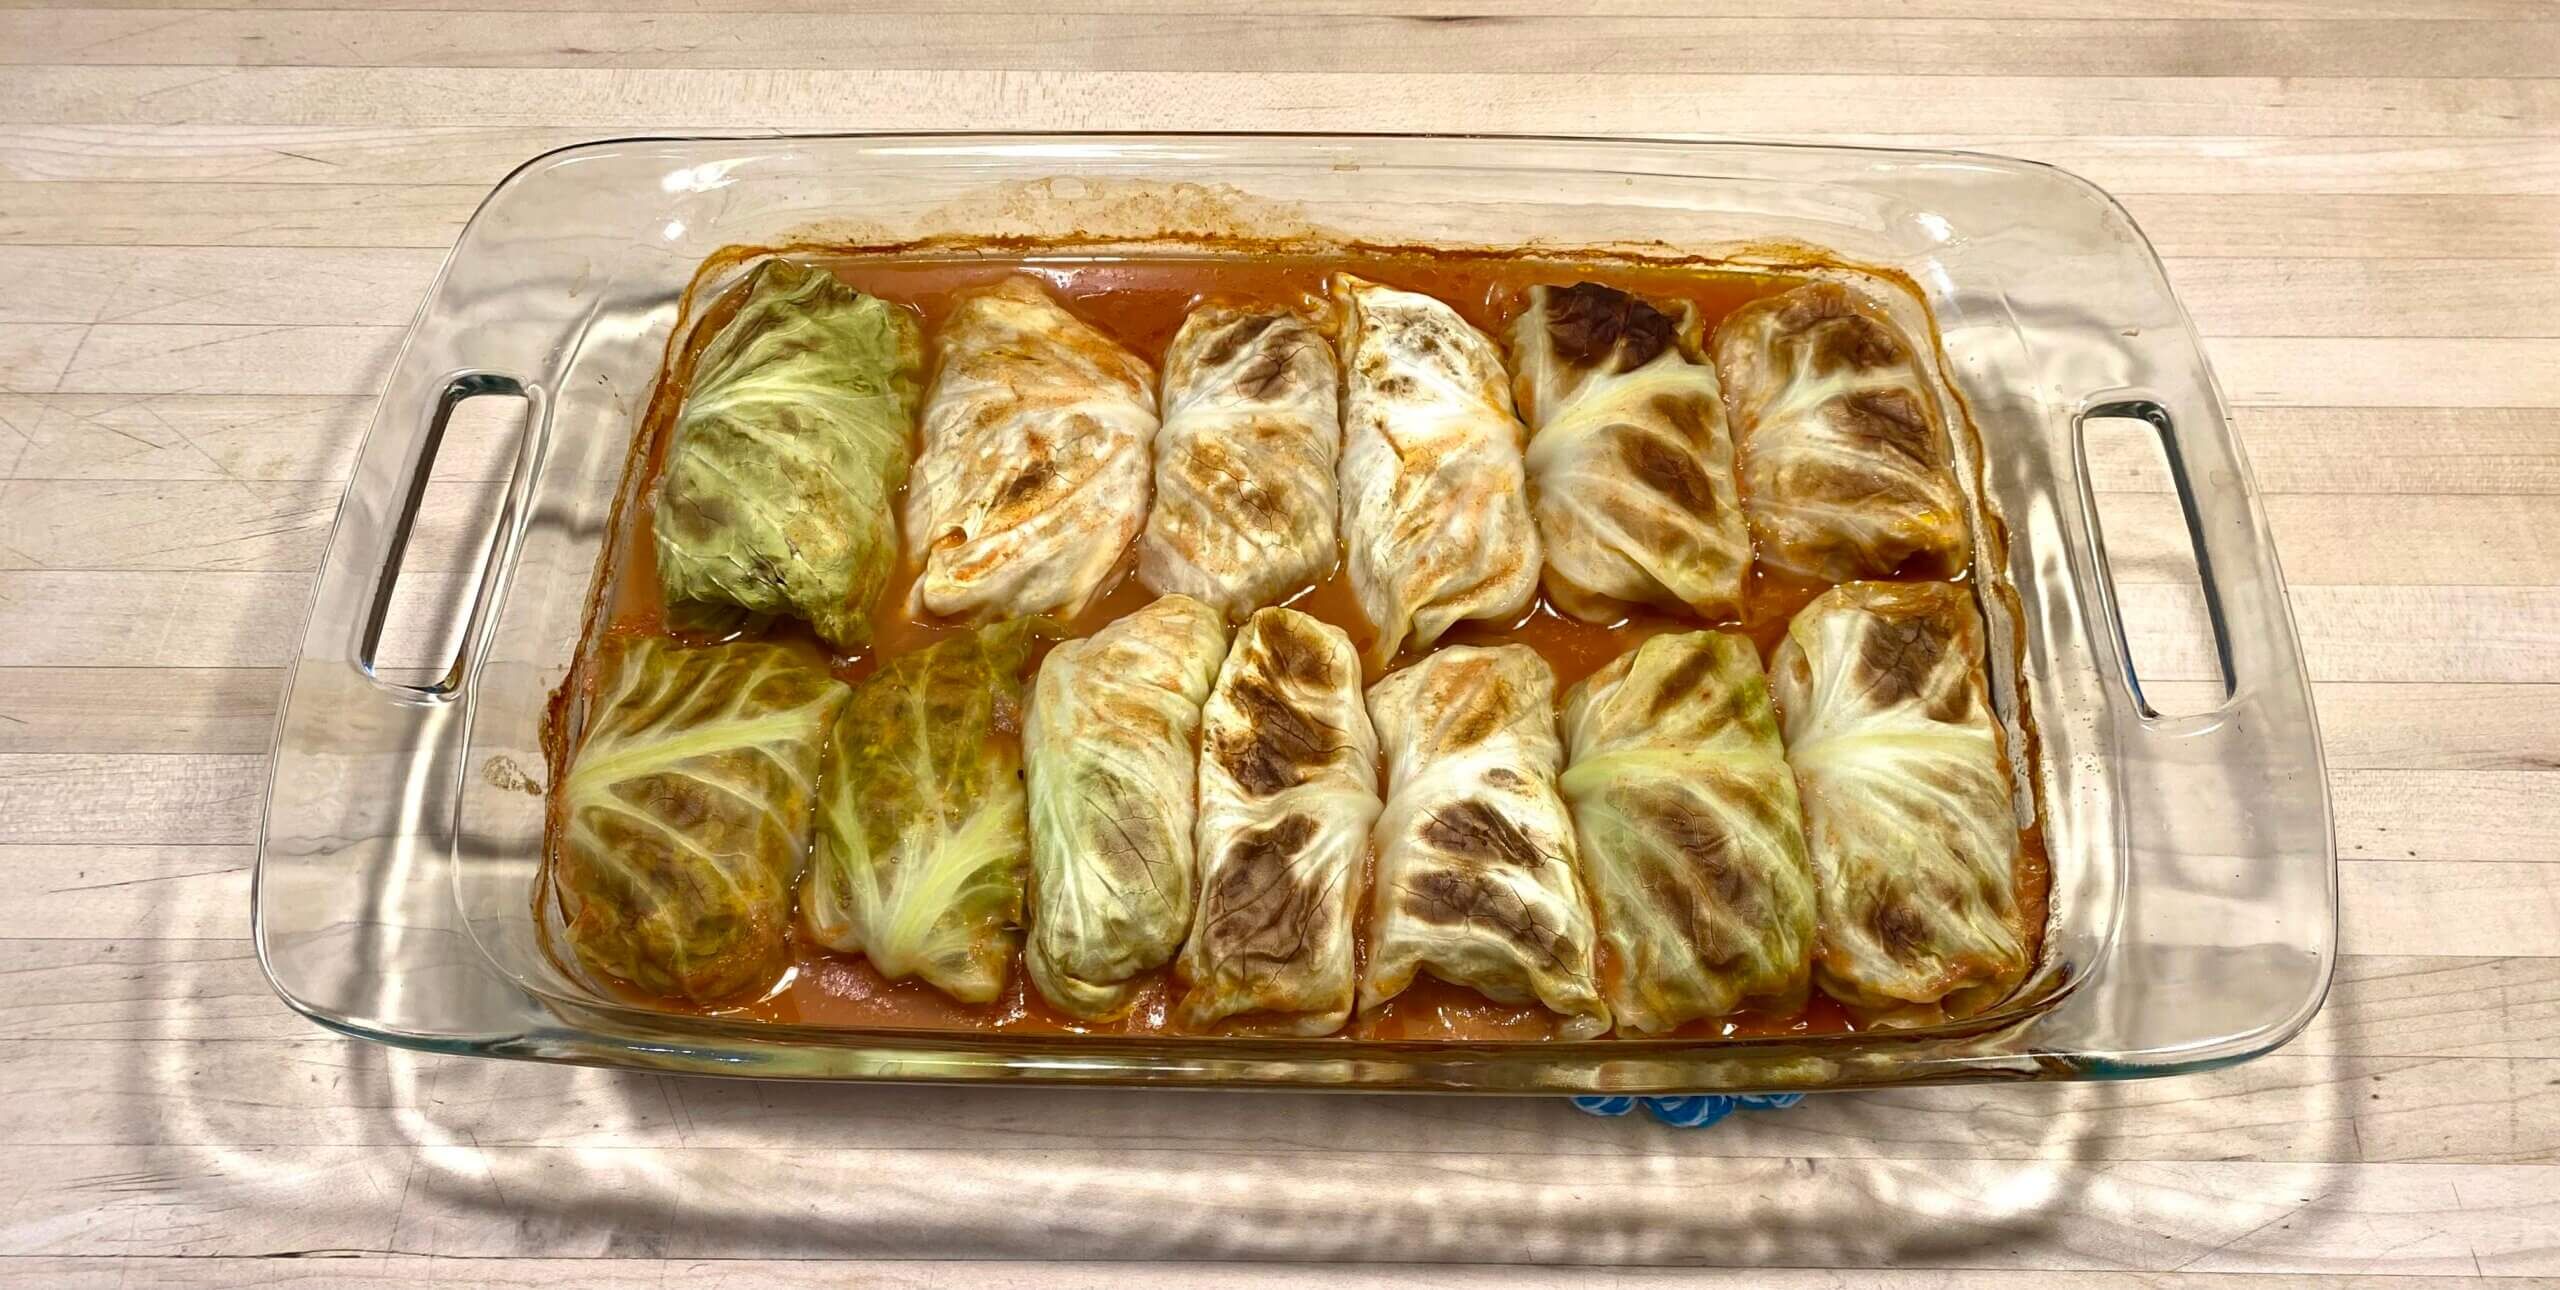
[7,131,2560,198]
[2148,682,2560,770]
[0,478,498,573]
[0,1142,2552,1271]
[0,2,2554,1284]
[5,0,2555,14]
[2112,584,2560,684]
[2305,957,2560,1060]
[0,1263,2547,1290]
[0,394,460,483]
[0,246,450,326]
[2091,494,2560,585]
[1,1036,2553,1169]
[2092,409,2560,495]
[0,669,282,754]
[10,13,2560,77]
[0,937,315,1043]
[0,182,478,247]
[2170,259,2560,336]
[7,67,2559,138]
[2112,195,2560,258]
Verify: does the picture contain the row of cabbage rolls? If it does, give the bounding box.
[559,578,2031,1034]
[554,256,2023,1035]
[650,258,1973,667]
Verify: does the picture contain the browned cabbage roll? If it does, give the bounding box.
[1711,282,1971,582]
[1138,303,1342,618]
[1512,282,1750,624]
[1334,274,1541,668]
[1173,607,1381,1035]
[1361,644,1609,1038]
[1560,631,1815,1033]
[904,276,1157,622]
[1771,581,2030,1023]
[1024,594,1231,1020]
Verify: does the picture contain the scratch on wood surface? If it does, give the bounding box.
[2167,1191,2325,1273]
[44,864,246,896]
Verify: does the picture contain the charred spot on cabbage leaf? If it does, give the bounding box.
[903,276,1158,623]
[1333,274,1540,667]
[1139,303,1342,618]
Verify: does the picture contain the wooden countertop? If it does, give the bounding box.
[2,2,2555,1285]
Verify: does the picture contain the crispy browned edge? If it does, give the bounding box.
[536,232,2056,1038]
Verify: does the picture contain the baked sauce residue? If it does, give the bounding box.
[565,251,2049,1042]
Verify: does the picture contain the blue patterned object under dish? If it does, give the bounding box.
[1572,1092,1804,1128]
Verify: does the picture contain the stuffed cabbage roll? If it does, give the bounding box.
[1138,303,1342,619]
[1559,631,1816,1033]
[1362,645,1609,1037]
[802,618,1053,1004]
[555,635,846,1003]
[654,259,923,650]
[1512,283,1751,624]
[1174,607,1381,1035]
[1711,282,1971,582]
[1772,581,2029,1022]
[1024,594,1231,1019]
[904,276,1157,622]
[1333,274,1541,668]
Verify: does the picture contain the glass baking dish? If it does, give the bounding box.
[254,133,2335,1092]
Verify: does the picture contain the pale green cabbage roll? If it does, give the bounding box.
[803,618,1052,1004]
[1512,282,1750,624]
[1173,607,1381,1035]
[1138,303,1342,618]
[1362,644,1609,1038]
[1560,631,1815,1033]
[1333,274,1541,668]
[1024,594,1231,1020]
[904,276,1157,622]
[556,635,846,1003]
[1772,581,2029,1023]
[655,259,922,650]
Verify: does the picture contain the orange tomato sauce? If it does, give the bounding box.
[563,250,2048,1042]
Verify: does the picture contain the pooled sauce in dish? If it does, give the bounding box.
[560,250,2051,1042]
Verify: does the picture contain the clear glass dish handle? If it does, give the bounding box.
[258,325,552,1040]
[264,146,642,1047]
[349,371,539,699]
[2059,389,2340,1074]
